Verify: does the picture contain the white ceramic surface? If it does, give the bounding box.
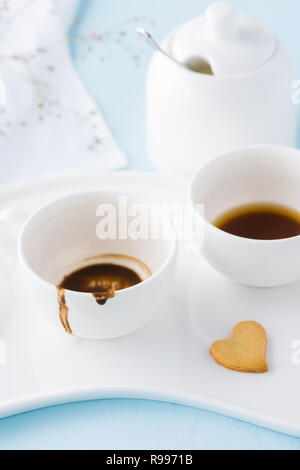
[1,171,300,438]
[190,145,300,287]
[147,3,298,176]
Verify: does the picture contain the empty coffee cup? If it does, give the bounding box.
[1,191,177,339]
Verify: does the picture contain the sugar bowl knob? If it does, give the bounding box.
[205,2,238,40]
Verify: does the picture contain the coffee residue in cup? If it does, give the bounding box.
[214,203,300,240]
[56,255,152,334]
[60,263,142,303]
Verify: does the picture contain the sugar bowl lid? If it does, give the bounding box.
[171,2,277,77]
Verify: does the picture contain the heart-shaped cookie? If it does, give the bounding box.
[210,321,268,373]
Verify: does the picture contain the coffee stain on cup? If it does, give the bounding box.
[56,287,73,335]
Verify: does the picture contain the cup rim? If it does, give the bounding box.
[18,190,178,295]
[189,144,300,245]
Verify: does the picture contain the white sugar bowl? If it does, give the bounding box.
[146,2,298,176]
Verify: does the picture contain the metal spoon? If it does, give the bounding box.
[136,28,214,75]
[136,28,183,68]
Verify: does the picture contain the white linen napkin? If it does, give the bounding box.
[0,0,127,186]
[54,0,80,29]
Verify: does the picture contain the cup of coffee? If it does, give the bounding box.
[1,191,177,339]
[190,146,300,287]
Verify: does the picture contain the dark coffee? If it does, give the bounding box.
[59,263,143,305]
[214,203,300,240]
[56,256,151,333]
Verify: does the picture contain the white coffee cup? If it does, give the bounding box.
[1,191,177,339]
[190,146,300,287]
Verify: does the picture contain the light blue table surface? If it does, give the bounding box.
[1,0,300,450]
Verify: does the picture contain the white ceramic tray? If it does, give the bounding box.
[1,170,300,437]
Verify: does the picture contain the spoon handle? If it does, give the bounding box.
[136,27,182,67]
[136,28,161,52]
